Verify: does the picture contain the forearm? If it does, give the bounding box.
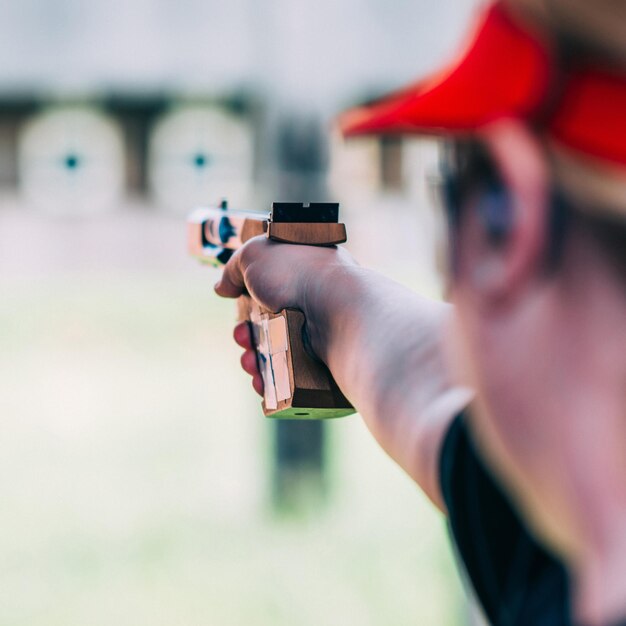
[305,265,446,409]
[304,265,472,503]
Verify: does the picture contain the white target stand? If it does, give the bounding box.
[18,107,125,216]
[147,105,254,214]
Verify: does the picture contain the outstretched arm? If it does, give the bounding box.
[215,237,473,509]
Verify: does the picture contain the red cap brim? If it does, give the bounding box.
[339,3,553,137]
[338,1,626,167]
[549,69,626,167]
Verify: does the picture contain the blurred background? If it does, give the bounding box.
[0,0,483,624]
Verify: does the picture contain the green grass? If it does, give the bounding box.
[0,272,463,626]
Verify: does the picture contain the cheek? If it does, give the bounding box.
[448,293,543,470]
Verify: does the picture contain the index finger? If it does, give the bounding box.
[214,249,246,299]
[214,236,270,300]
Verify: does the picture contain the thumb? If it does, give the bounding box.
[214,255,246,299]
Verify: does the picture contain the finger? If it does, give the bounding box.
[240,349,260,376]
[214,253,245,299]
[215,236,270,300]
[252,372,264,397]
[233,322,253,350]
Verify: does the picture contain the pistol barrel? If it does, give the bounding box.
[188,206,267,266]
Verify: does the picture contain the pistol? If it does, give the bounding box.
[188,200,355,419]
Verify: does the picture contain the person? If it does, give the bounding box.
[214,1,626,624]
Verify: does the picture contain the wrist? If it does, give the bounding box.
[300,261,367,364]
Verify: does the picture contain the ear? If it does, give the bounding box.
[460,120,550,303]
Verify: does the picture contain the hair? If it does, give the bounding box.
[443,138,626,282]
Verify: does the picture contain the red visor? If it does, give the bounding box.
[339,1,626,167]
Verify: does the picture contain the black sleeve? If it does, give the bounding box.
[439,414,571,626]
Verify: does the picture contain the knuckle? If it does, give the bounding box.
[239,235,267,267]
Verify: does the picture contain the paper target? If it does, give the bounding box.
[18,107,125,215]
[147,106,254,213]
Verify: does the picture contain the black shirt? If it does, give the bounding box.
[439,414,572,625]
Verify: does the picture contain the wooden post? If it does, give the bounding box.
[270,114,331,511]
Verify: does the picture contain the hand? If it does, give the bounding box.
[214,235,358,362]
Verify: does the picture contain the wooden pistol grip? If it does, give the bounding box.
[267,222,346,246]
[237,296,354,419]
